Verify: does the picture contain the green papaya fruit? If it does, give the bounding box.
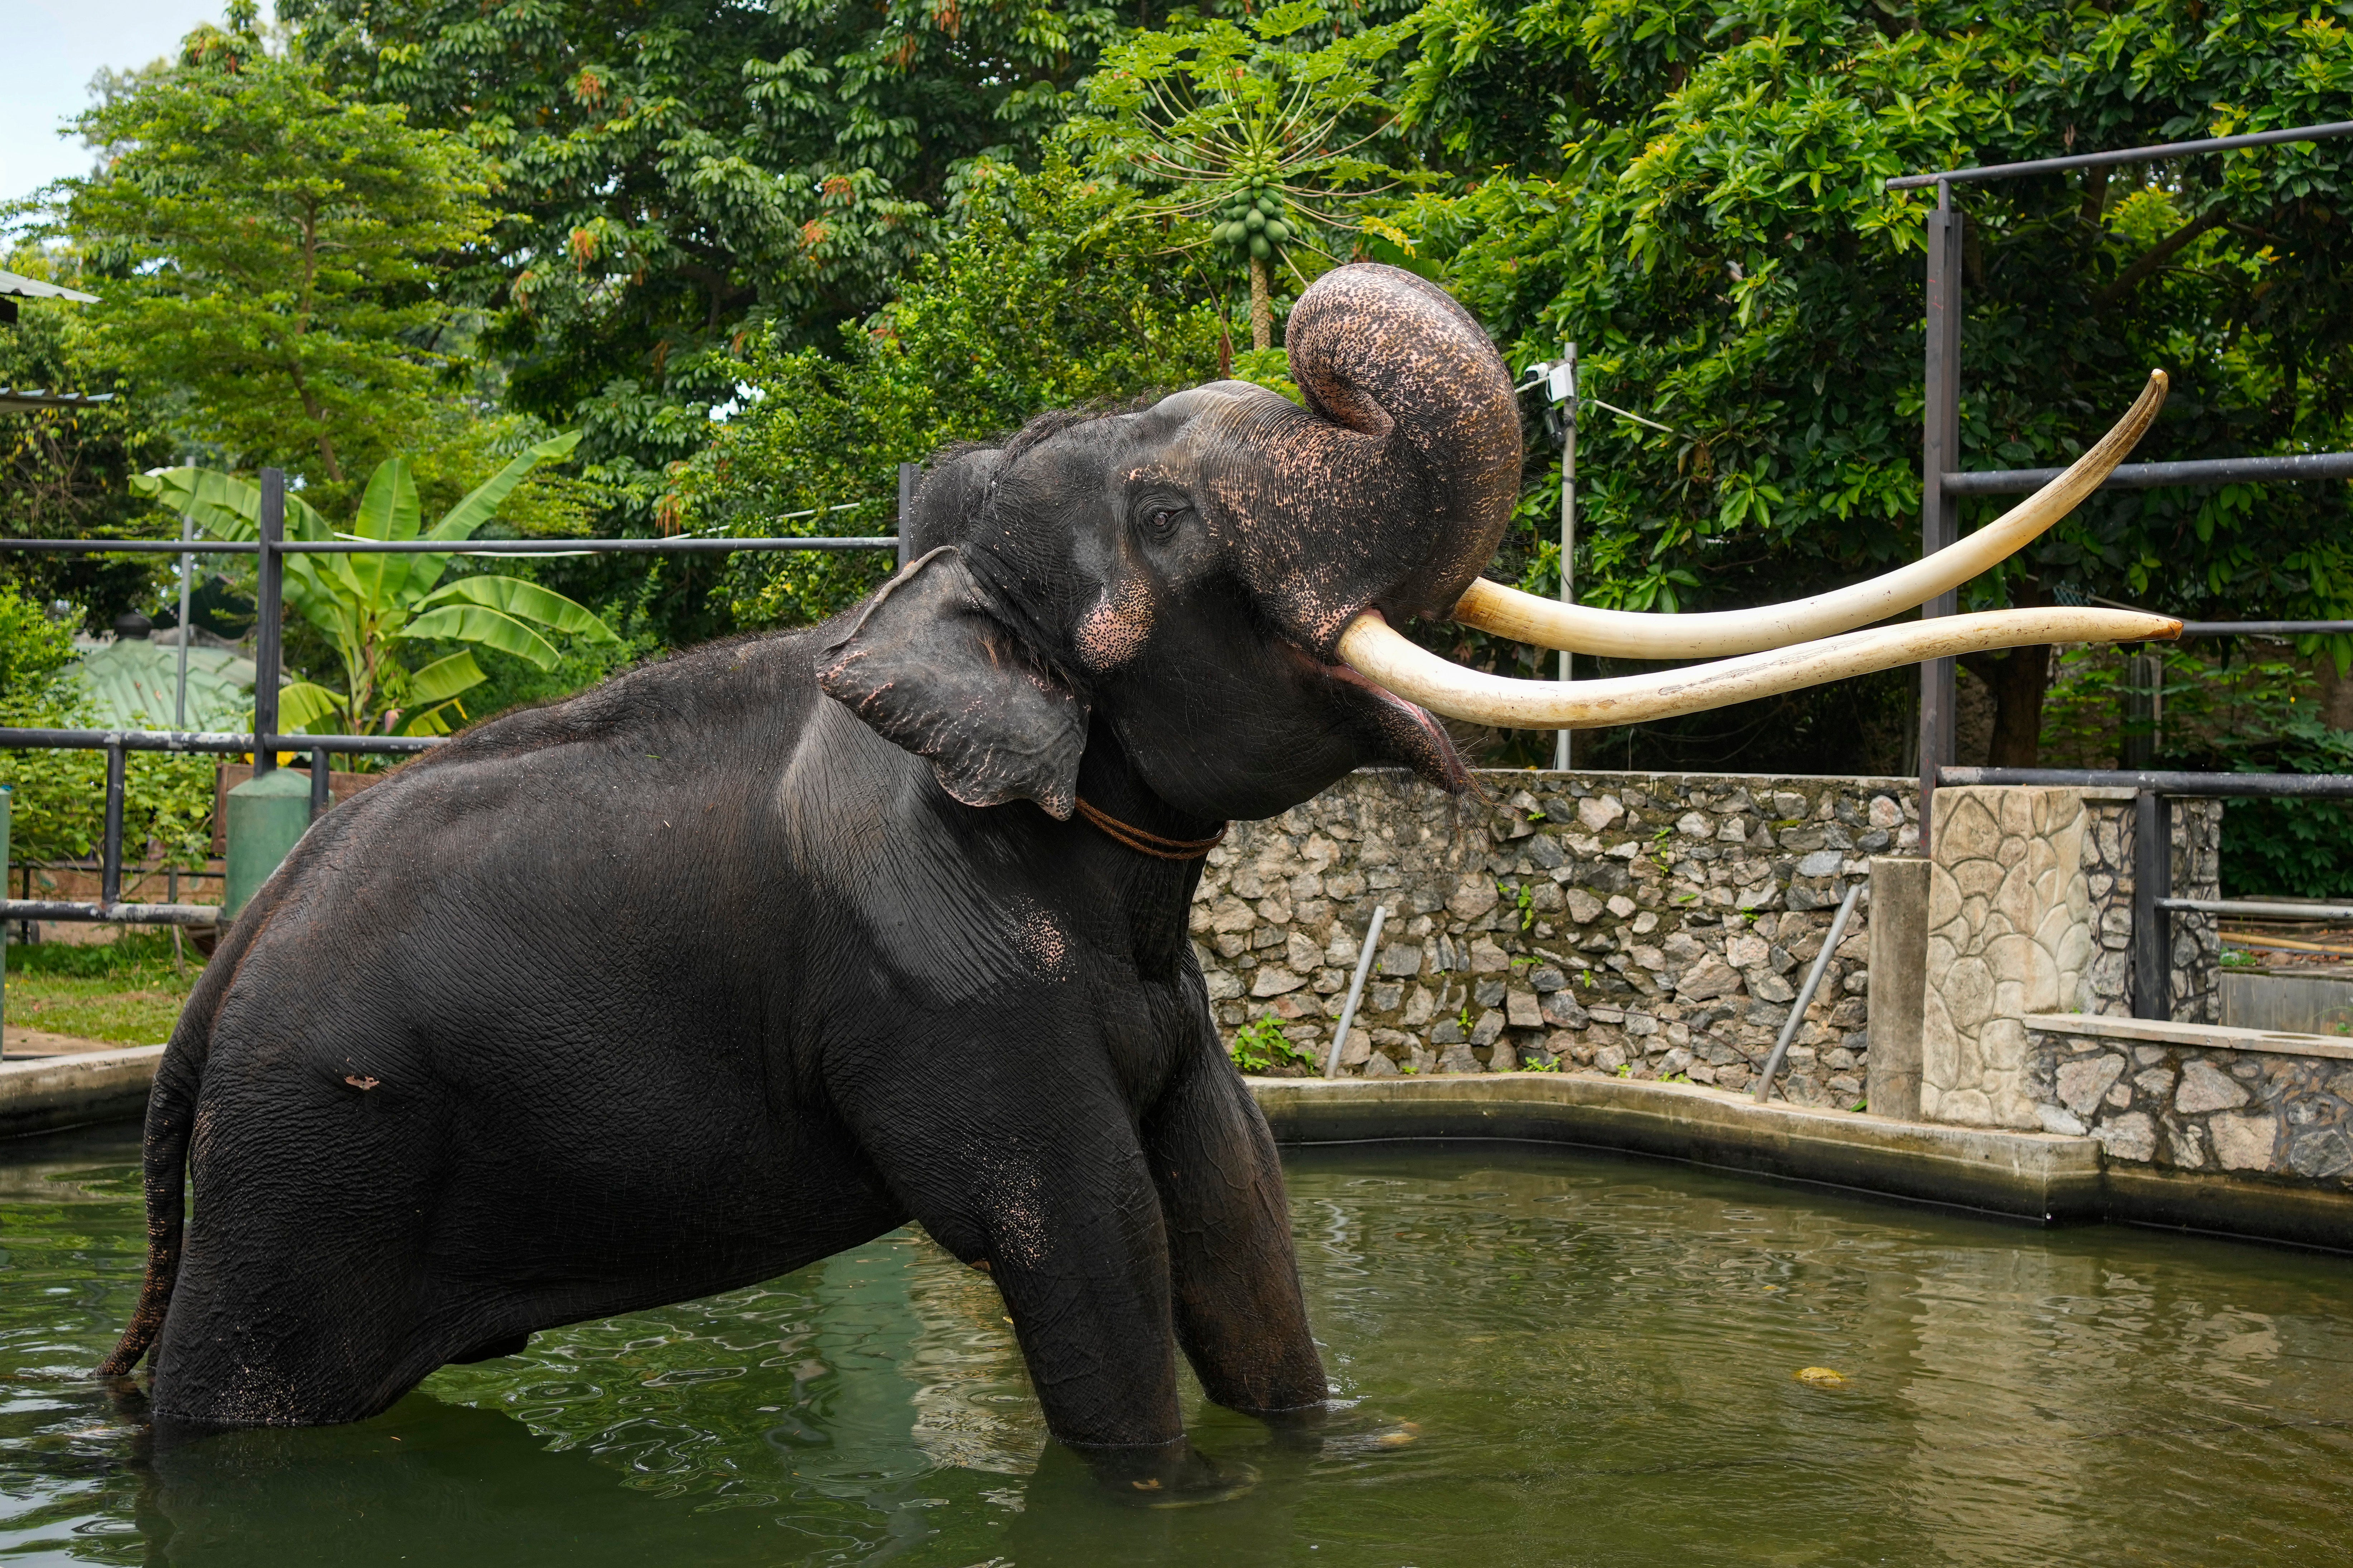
[1264,219,1290,243]
[1250,234,1271,259]
[1245,209,1266,232]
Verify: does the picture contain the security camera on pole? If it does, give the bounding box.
[1524,346,1577,770]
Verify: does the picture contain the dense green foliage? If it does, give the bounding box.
[0,588,213,869]
[277,0,1138,533]
[1395,0,2353,764]
[58,14,495,507]
[0,277,174,630]
[140,435,613,736]
[676,162,1226,628]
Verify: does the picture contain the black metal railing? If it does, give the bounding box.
[0,462,909,925]
[1894,122,2353,849]
[1938,766,2353,1020]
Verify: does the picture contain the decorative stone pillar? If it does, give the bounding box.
[1921,787,2100,1128]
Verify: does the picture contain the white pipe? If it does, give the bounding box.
[1324,904,1388,1079]
[1753,879,1864,1103]
[1451,370,2169,659]
[1336,606,2182,731]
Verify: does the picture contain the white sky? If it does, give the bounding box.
[2,0,233,212]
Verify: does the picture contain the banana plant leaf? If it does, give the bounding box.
[414,575,617,640]
[277,682,348,735]
[402,604,563,670]
[406,650,487,707]
[404,431,584,601]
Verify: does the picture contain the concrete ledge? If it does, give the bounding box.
[1248,1073,2353,1250]
[9,1047,2340,1251]
[2023,1012,2353,1061]
[0,1046,160,1140]
[1247,1073,2107,1223]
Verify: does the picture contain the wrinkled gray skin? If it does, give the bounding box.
[100,266,1521,1486]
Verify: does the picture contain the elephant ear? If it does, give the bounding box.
[818,547,1087,820]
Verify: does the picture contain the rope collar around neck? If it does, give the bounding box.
[1074,797,1227,861]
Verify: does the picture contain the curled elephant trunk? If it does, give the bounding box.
[1337,372,2182,729]
[1208,263,1522,656]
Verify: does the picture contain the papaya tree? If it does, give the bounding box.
[135,432,616,738]
[1074,4,1417,350]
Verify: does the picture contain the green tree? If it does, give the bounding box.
[1398,0,2353,764]
[276,0,1136,542]
[1075,3,1420,349]
[0,254,175,630]
[0,586,213,871]
[137,433,616,737]
[57,11,494,501]
[675,160,1223,629]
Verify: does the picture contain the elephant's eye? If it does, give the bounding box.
[1135,500,1189,543]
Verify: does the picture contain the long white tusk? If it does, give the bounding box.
[1453,369,2169,658]
[1338,607,2181,730]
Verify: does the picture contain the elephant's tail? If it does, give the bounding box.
[96,889,276,1377]
[95,1016,203,1375]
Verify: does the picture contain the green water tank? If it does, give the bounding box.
[223,768,312,922]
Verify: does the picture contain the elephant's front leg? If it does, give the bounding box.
[1143,1045,1329,1418]
[852,1070,1189,1448]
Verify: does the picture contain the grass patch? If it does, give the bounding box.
[5,930,204,1045]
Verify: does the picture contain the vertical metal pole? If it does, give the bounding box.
[254,469,285,777]
[102,739,125,909]
[1552,344,1577,773]
[1917,182,1963,855]
[1754,879,1863,1103]
[2121,650,2159,770]
[896,463,916,571]
[311,747,331,820]
[0,785,11,1059]
[175,511,193,730]
[1323,904,1389,1078]
[2132,790,2171,1020]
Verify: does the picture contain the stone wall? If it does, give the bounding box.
[2024,1015,2353,1184]
[1191,770,1918,1105]
[1921,787,2221,1130]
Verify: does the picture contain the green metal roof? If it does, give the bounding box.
[66,637,256,732]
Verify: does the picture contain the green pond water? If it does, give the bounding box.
[1,1125,2350,1567]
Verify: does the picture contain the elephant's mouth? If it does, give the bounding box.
[1286,637,1473,793]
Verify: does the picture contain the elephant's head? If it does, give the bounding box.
[819,262,2186,826]
[816,263,1522,823]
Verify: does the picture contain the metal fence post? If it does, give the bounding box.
[253,469,285,777]
[896,463,916,571]
[2132,789,2171,1019]
[101,739,125,909]
[311,748,330,820]
[1551,345,1577,773]
[0,785,10,1059]
[2122,650,2160,770]
[174,511,193,729]
[1916,181,1964,855]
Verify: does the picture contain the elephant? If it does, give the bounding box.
[99,262,2174,1477]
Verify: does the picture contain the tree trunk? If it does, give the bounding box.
[2316,654,2353,733]
[1249,254,1272,351]
[1959,645,2053,767]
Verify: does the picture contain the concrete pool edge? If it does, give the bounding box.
[3,1051,2339,1252]
[1247,1075,2353,1251]
[0,1047,162,1140]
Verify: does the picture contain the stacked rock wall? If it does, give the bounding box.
[2024,1017,2353,1184]
[1191,770,1918,1105]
